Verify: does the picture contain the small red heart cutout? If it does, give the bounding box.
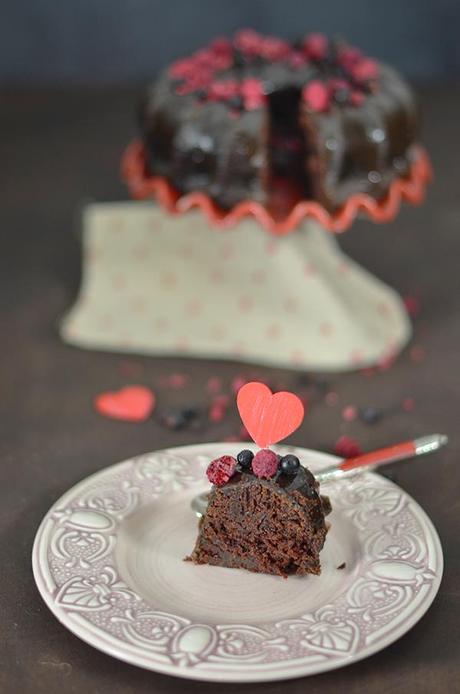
[237,381,305,448]
[95,385,155,422]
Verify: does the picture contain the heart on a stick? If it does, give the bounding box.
[237,382,305,448]
[95,385,155,422]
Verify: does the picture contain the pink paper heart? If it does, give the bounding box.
[237,382,305,448]
[95,385,155,422]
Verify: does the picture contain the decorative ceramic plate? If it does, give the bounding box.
[32,443,443,682]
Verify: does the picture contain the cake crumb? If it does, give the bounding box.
[337,562,346,570]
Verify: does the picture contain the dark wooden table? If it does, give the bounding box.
[1,86,459,693]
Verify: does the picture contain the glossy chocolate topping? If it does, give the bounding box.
[140,30,418,212]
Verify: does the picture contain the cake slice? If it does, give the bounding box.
[190,449,331,577]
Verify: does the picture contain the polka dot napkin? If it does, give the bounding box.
[60,202,410,371]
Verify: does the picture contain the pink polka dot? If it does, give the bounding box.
[252,269,266,284]
[210,269,224,284]
[231,343,247,357]
[64,320,76,337]
[132,244,150,260]
[220,242,234,260]
[337,261,350,275]
[131,296,147,313]
[378,301,392,317]
[87,247,101,263]
[238,295,253,312]
[111,217,125,233]
[266,324,281,339]
[290,349,305,365]
[284,297,298,313]
[155,316,169,330]
[119,331,133,348]
[320,321,333,337]
[175,337,190,351]
[210,324,226,341]
[179,241,194,258]
[185,298,202,316]
[385,336,398,352]
[350,349,365,366]
[304,263,316,277]
[266,240,278,255]
[161,272,177,288]
[99,314,113,329]
[112,273,126,290]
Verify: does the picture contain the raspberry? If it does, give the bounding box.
[168,58,196,79]
[252,449,279,478]
[351,58,379,82]
[208,79,240,101]
[210,38,234,70]
[206,455,237,485]
[334,436,362,458]
[241,78,266,110]
[234,29,264,56]
[260,36,290,61]
[303,33,328,61]
[302,80,330,112]
[338,45,362,70]
[176,70,213,95]
[213,53,233,71]
[211,37,233,56]
[194,49,216,68]
[289,50,308,69]
[350,90,365,107]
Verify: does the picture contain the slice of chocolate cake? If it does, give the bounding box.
[190,449,331,577]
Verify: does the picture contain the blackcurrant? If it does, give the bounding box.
[237,449,254,470]
[280,454,300,475]
[360,406,382,425]
[334,87,350,105]
[160,409,188,431]
[227,96,244,110]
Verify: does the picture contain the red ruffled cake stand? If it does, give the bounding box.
[122,140,432,235]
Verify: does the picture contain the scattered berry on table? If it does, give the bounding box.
[360,406,382,424]
[160,409,189,431]
[334,435,363,458]
[342,405,358,422]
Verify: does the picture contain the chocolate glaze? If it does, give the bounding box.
[140,34,418,212]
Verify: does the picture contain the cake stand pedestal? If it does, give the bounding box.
[61,201,410,371]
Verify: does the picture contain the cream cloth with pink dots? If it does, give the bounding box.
[60,201,411,371]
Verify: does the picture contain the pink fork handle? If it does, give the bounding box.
[340,440,417,472]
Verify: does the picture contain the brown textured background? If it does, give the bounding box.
[1,85,459,692]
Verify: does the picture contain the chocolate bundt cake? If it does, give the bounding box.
[140,30,418,212]
[190,449,331,577]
